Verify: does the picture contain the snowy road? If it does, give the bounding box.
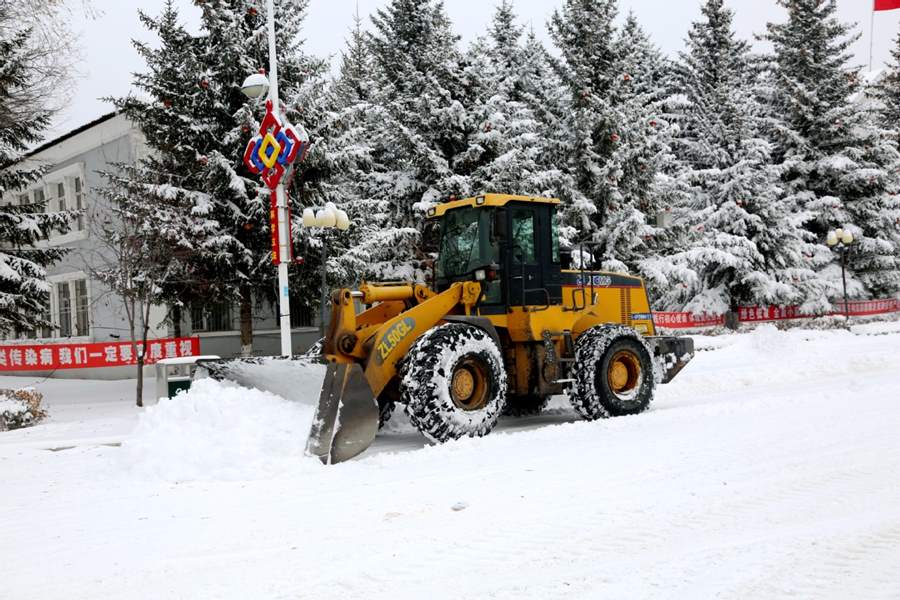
[2,324,900,599]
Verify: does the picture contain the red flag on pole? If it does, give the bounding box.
[875,0,900,11]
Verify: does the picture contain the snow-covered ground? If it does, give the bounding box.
[2,323,900,599]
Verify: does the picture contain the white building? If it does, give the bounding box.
[2,113,318,378]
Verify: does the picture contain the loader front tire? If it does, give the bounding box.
[572,325,654,420]
[400,323,508,443]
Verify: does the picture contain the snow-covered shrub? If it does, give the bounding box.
[0,388,47,431]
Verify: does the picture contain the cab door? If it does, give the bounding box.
[506,205,544,307]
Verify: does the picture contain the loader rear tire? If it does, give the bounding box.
[572,325,654,420]
[400,323,508,443]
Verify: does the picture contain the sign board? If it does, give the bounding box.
[0,337,201,372]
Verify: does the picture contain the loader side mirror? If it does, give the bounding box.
[422,220,440,253]
[492,209,507,242]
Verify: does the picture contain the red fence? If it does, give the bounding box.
[654,299,900,330]
[0,337,200,372]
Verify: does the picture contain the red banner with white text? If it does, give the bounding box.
[0,337,200,372]
[654,299,900,330]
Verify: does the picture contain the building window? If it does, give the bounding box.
[56,181,66,212]
[74,280,89,336]
[73,176,85,230]
[33,188,44,207]
[17,193,28,206]
[52,279,90,338]
[191,302,234,332]
[57,283,72,337]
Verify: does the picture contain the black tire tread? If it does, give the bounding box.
[399,323,508,443]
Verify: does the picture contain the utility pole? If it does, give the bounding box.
[266,0,293,357]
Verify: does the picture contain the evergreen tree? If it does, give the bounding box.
[597,13,672,274]
[654,0,829,314]
[115,0,327,352]
[352,0,470,279]
[549,2,669,274]
[548,0,621,242]
[462,1,562,196]
[316,10,420,285]
[877,30,900,126]
[110,1,215,336]
[0,6,71,336]
[763,0,900,300]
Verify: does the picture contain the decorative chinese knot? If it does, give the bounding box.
[242,99,310,190]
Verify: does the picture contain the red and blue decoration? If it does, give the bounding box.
[243,99,310,190]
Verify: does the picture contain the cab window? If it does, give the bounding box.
[510,209,536,264]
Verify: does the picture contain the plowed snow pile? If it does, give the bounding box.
[120,378,317,481]
[3,323,900,599]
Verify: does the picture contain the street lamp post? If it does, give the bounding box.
[240,0,295,357]
[300,203,351,337]
[826,228,856,325]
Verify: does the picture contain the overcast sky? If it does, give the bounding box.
[52,0,900,139]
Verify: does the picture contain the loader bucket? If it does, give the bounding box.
[305,362,380,464]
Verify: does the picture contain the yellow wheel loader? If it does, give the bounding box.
[307,194,694,464]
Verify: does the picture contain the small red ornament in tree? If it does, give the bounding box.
[163,99,172,108]
[247,7,258,17]
[623,73,632,82]
[197,155,209,166]
[483,122,492,133]
[610,133,620,143]
[242,124,251,133]
[199,78,209,89]
[243,222,254,231]
[649,120,657,128]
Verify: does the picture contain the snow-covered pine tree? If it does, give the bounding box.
[548,0,621,244]
[548,1,666,274]
[877,29,900,126]
[368,0,471,228]
[763,0,900,300]
[145,0,326,353]
[0,6,71,337]
[110,1,218,336]
[650,0,829,315]
[596,13,672,275]
[314,11,419,286]
[462,1,562,197]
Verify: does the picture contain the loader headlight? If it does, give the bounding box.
[474,268,487,281]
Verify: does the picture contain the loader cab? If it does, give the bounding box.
[428,194,563,311]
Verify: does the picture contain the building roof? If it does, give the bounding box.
[25,111,120,159]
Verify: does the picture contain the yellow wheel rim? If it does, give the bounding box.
[450,359,488,411]
[607,350,641,395]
